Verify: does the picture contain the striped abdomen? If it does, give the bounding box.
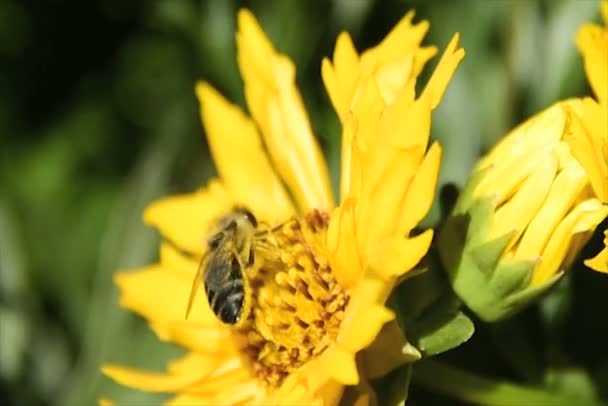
[205,279,245,324]
[204,253,246,325]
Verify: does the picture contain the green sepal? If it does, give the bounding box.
[453,166,490,214]
[464,195,496,248]
[438,192,563,322]
[489,259,536,297]
[469,231,515,277]
[503,271,564,313]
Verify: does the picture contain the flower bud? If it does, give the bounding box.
[439,102,608,321]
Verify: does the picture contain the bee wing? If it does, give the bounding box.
[184,252,208,320]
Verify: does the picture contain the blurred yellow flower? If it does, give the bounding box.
[576,0,608,106]
[102,8,463,405]
[576,0,608,272]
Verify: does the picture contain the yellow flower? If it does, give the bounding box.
[576,0,608,272]
[102,9,463,405]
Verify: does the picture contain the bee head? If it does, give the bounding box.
[233,206,258,227]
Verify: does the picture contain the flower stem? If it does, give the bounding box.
[412,359,594,406]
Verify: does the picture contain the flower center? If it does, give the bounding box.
[234,210,349,387]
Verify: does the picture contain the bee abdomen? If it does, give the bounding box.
[210,281,244,324]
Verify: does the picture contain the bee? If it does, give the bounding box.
[185,207,277,325]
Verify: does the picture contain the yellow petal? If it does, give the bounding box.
[150,321,231,354]
[420,33,465,109]
[478,103,566,172]
[322,32,359,122]
[327,199,364,288]
[368,230,434,279]
[381,87,430,150]
[475,146,550,207]
[397,142,442,236]
[196,82,294,222]
[101,364,205,393]
[360,11,426,69]
[565,98,608,202]
[338,276,394,352]
[489,153,557,246]
[338,118,356,201]
[338,304,394,354]
[374,54,414,105]
[166,352,218,376]
[585,230,608,272]
[321,347,359,386]
[114,265,216,325]
[143,179,232,255]
[575,10,608,104]
[237,9,334,213]
[515,162,587,260]
[356,144,422,249]
[532,199,608,284]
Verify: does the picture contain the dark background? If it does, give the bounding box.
[0,0,606,405]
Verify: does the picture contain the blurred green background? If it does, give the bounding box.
[1,0,606,405]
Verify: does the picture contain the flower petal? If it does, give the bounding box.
[420,33,465,109]
[532,199,608,284]
[489,153,558,247]
[396,142,442,236]
[576,16,608,104]
[321,32,359,122]
[321,348,359,386]
[237,9,334,213]
[328,198,364,288]
[143,179,232,254]
[114,264,216,325]
[196,82,295,222]
[356,143,422,251]
[338,276,394,353]
[514,161,587,260]
[101,364,205,393]
[565,98,608,202]
[584,230,608,273]
[368,230,434,279]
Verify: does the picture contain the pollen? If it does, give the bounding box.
[234,210,350,387]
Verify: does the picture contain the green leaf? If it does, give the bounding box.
[413,310,475,356]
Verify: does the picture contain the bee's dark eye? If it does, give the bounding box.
[234,206,257,227]
[243,210,257,227]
